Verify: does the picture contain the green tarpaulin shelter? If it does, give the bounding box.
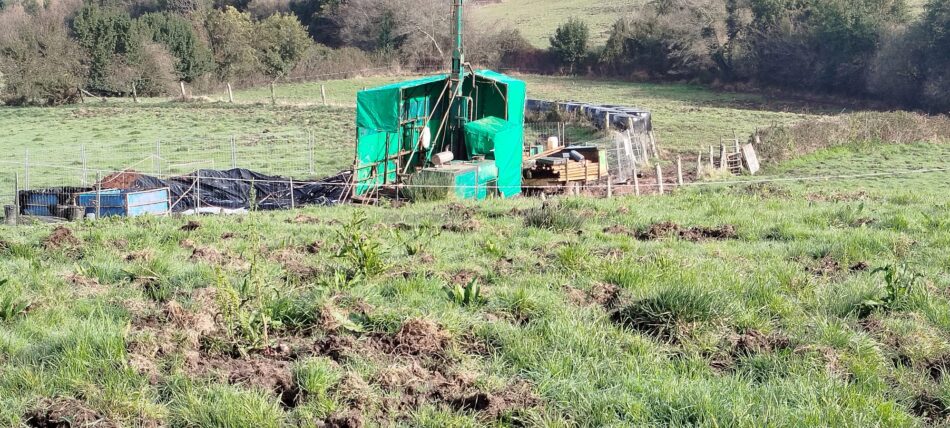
[464,117,522,198]
[354,70,526,199]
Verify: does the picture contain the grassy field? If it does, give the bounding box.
[471,0,643,48]
[3,72,950,425]
[2,136,950,425]
[0,73,825,206]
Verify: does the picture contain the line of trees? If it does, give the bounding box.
[0,0,530,105]
[587,0,949,112]
[4,0,943,112]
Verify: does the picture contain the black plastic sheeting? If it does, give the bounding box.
[526,99,652,133]
[128,168,351,212]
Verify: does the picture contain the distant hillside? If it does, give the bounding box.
[472,0,646,48]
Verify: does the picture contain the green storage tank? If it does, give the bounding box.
[413,160,498,200]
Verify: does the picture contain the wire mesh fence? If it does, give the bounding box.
[0,129,355,211]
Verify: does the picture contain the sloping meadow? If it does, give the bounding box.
[2,148,950,426]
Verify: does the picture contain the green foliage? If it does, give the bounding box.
[858,263,922,316]
[254,13,311,79]
[333,211,387,280]
[524,203,584,231]
[72,3,143,93]
[205,6,259,81]
[212,258,284,354]
[445,278,483,307]
[393,225,437,256]
[0,279,30,322]
[171,383,284,427]
[139,12,212,82]
[612,286,727,340]
[549,17,589,72]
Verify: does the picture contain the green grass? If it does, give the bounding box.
[2,73,949,425]
[1,137,950,425]
[472,0,646,48]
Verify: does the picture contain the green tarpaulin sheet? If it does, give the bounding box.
[464,117,522,198]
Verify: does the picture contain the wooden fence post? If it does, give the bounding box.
[179,81,186,99]
[227,83,234,103]
[606,175,613,198]
[696,153,703,178]
[655,164,664,195]
[676,156,683,186]
[131,82,138,103]
[270,81,276,105]
[321,85,328,106]
[719,143,728,171]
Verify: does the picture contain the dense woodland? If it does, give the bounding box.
[0,0,947,112]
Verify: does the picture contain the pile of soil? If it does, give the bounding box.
[633,221,738,242]
[42,227,81,250]
[99,170,144,190]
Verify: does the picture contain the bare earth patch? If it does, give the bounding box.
[25,397,116,428]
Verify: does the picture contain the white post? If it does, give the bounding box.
[655,164,664,195]
[155,140,162,176]
[81,144,88,186]
[179,81,186,99]
[23,150,29,190]
[321,85,327,107]
[289,178,295,210]
[308,131,314,175]
[227,82,234,103]
[230,136,237,169]
[676,156,684,186]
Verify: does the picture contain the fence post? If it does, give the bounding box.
[95,171,102,219]
[719,143,727,171]
[655,164,664,195]
[649,131,659,160]
[321,85,328,107]
[230,136,237,169]
[195,170,201,211]
[11,172,19,225]
[23,149,29,190]
[709,145,715,168]
[606,175,613,198]
[156,140,162,176]
[696,153,703,178]
[131,82,138,103]
[270,81,276,105]
[308,131,314,175]
[179,81,186,99]
[676,156,684,186]
[81,144,88,186]
[632,163,641,196]
[289,178,295,210]
[227,83,234,103]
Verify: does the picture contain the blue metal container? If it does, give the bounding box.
[76,188,170,218]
